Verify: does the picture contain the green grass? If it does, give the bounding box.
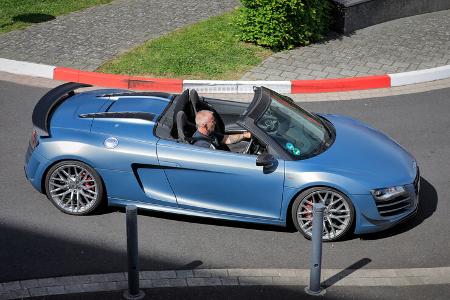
[0,0,113,34]
[97,11,273,80]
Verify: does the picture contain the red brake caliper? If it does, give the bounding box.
[80,172,94,190]
[305,203,313,221]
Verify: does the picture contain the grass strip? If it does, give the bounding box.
[0,0,113,34]
[97,11,273,80]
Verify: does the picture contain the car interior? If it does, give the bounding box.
[155,89,267,155]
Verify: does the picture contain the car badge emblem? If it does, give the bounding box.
[104,137,119,149]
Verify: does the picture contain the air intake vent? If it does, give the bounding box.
[375,194,412,217]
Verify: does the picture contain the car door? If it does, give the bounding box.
[156,139,285,221]
[90,116,178,208]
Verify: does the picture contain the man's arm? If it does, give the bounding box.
[221,132,251,145]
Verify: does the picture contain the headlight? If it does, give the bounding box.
[371,186,406,201]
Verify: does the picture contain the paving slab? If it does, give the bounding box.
[0,0,238,71]
[242,9,450,80]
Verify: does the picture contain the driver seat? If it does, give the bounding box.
[189,89,226,134]
[176,111,196,143]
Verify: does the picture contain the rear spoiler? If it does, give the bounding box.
[32,82,92,136]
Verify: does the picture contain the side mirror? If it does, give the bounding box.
[256,153,275,168]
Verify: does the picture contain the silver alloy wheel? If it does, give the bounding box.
[296,190,352,241]
[48,164,98,214]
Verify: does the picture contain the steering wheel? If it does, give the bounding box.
[259,116,279,134]
[243,137,254,154]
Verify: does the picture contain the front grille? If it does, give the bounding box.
[375,194,412,217]
[375,167,419,217]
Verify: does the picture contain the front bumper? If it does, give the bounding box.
[352,168,420,234]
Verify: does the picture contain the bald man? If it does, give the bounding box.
[192,110,251,149]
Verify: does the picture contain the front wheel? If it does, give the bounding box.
[44,160,104,215]
[292,187,354,242]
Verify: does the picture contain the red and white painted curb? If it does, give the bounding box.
[1,58,450,94]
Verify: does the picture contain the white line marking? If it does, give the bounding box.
[0,58,55,79]
[389,65,450,86]
[183,80,292,94]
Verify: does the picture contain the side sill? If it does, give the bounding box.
[108,197,285,227]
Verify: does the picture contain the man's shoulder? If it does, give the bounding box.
[191,131,211,148]
[192,130,203,138]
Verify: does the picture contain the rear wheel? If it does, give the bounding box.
[292,187,354,242]
[44,160,104,215]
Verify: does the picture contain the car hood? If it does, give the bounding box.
[302,113,417,189]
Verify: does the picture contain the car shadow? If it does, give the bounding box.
[100,205,297,234]
[358,177,437,240]
[97,177,436,239]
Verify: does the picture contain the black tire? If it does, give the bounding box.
[44,160,104,215]
[291,186,355,242]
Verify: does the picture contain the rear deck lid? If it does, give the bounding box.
[90,95,173,142]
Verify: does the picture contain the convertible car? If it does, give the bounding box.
[24,83,420,241]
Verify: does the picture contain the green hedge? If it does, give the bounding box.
[236,0,332,50]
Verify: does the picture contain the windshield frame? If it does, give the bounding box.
[240,87,335,160]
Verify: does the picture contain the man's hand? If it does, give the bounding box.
[222,131,252,145]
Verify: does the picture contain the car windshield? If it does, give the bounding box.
[256,93,333,159]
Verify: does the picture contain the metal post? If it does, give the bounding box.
[305,202,326,296]
[123,205,145,300]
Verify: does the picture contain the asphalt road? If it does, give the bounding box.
[0,80,449,282]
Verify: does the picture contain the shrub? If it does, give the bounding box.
[236,0,332,50]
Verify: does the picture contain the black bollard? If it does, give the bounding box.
[305,202,326,296]
[123,205,145,300]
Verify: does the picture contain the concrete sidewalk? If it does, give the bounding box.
[2,267,450,299]
[26,285,450,300]
[241,9,450,80]
[0,0,238,71]
[0,2,448,81]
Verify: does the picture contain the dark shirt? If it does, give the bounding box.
[192,130,224,149]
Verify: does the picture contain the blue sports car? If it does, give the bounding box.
[24,83,420,241]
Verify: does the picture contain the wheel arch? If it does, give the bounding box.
[40,158,107,202]
[284,183,354,228]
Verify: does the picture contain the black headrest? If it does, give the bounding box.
[172,89,190,124]
[176,111,188,143]
[190,89,200,114]
[171,89,190,138]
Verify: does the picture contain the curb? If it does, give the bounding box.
[1,58,450,94]
[1,267,449,299]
